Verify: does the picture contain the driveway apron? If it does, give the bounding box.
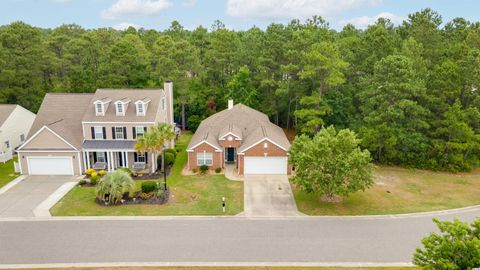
[243,174,302,217]
[0,176,76,217]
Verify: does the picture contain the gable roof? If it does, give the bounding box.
[0,105,17,127]
[27,93,94,149]
[188,104,290,152]
[82,89,165,122]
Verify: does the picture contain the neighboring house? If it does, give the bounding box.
[0,105,36,163]
[187,100,291,175]
[17,82,174,176]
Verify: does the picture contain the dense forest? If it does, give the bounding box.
[0,9,479,172]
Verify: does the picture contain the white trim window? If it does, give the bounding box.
[116,102,124,115]
[161,98,166,110]
[135,126,145,138]
[137,153,146,163]
[115,127,124,139]
[197,152,213,166]
[96,152,106,163]
[94,126,103,140]
[95,103,104,116]
[136,102,145,116]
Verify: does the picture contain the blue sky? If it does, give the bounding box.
[1,0,479,31]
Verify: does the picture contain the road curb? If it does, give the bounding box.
[0,261,415,269]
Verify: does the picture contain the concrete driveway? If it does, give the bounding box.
[0,176,76,217]
[243,174,302,217]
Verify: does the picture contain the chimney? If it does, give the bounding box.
[228,99,234,110]
[164,81,174,125]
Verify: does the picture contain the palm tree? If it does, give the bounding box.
[96,170,135,205]
[134,123,175,173]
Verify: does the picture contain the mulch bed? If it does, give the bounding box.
[95,188,170,206]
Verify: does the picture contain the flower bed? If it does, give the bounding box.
[94,188,170,206]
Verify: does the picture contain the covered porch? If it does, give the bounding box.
[82,140,156,174]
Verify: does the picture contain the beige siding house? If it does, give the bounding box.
[187,100,291,175]
[0,105,36,162]
[17,82,174,176]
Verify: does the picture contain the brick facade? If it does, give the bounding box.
[188,142,223,170]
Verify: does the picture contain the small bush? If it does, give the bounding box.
[139,192,154,200]
[192,168,198,173]
[85,168,96,177]
[90,175,100,185]
[165,148,177,158]
[199,165,209,174]
[156,189,166,200]
[165,152,175,166]
[118,168,133,175]
[141,181,157,193]
[78,179,87,186]
[91,171,98,178]
[215,167,222,173]
[98,170,106,177]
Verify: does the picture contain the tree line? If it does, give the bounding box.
[0,9,479,172]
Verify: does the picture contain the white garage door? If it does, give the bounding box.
[28,157,74,175]
[244,156,288,175]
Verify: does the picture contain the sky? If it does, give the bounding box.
[1,0,479,31]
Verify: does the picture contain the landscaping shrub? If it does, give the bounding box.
[165,148,177,158]
[91,171,98,178]
[85,168,96,177]
[165,152,175,165]
[192,168,198,173]
[98,170,106,177]
[139,192,154,200]
[199,165,209,174]
[215,167,222,173]
[90,175,100,185]
[141,181,157,193]
[96,170,135,205]
[156,189,166,201]
[118,168,133,175]
[78,179,87,186]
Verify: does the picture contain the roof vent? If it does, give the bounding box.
[228,99,234,110]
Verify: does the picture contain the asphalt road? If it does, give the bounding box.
[0,207,479,267]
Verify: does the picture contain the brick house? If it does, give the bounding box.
[187,100,291,175]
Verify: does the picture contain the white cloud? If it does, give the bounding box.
[102,0,173,20]
[182,0,197,8]
[226,0,382,20]
[339,12,404,29]
[49,0,72,2]
[112,22,140,30]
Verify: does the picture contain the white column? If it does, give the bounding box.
[151,153,156,172]
[82,151,87,172]
[111,152,115,171]
[86,151,90,169]
[106,151,111,172]
[125,152,129,169]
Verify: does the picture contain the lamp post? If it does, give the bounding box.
[163,147,167,191]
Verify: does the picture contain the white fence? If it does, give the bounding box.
[0,150,13,163]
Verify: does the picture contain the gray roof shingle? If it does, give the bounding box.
[0,105,17,127]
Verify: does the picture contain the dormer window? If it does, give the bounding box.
[116,102,124,116]
[137,103,144,115]
[95,102,104,116]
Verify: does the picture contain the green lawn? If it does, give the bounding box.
[293,166,480,216]
[35,267,415,270]
[0,156,20,188]
[51,132,244,216]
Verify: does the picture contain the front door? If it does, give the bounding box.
[226,148,235,162]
